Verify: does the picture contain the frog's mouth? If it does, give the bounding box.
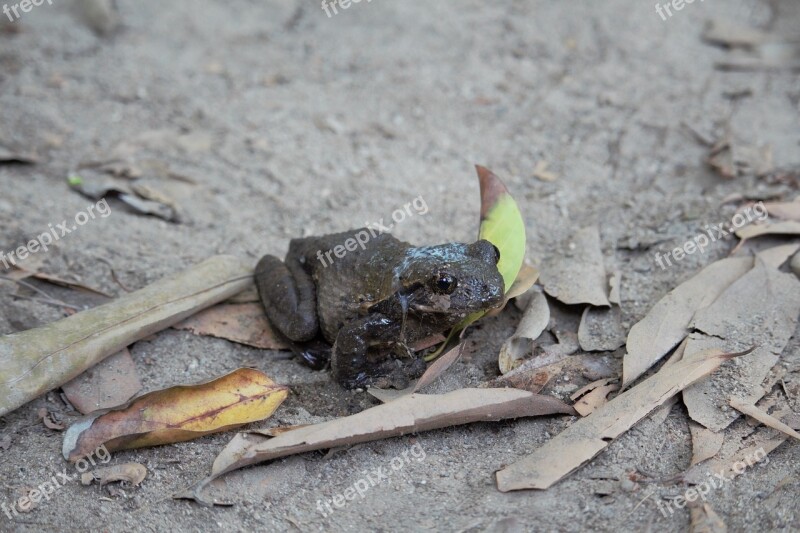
[406,293,452,314]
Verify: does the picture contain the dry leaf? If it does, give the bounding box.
[488,346,571,394]
[414,343,464,392]
[180,388,575,504]
[495,348,741,491]
[573,383,618,417]
[130,182,181,219]
[62,348,142,415]
[62,368,288,461]
[486,264,540,320]
[486,361,562,394]
[683,259,800,431]
[540,226,610,307]
[411,333,446,352]
[498,291,549,374]
[0,256,253,417]
[755,243,800,268]
[608,271,621,305]
[715,57,800,72]
[69,175,180,223]
[81,463,147,487]
[689,423,724,466]
[763,200,800,222]
[118,193,179,223]
[708,138,773,178]
[173,303,288,350]
[77,0,120,36]
[683,418,793,486]
[223,284,259,304]
[489,264,540,314]
[69,176,131,200]
[702,19,766,48]
[366,384,416,404]
[689,502,728,533]
[645,340,688,425]
[0,144,37,164]
[532,160,558,182]
[570,378,615,402]
[372,342,466,400]
[257,425,310,437]
[7,267,112,298]
[623,257,752,386]
[735,220,800,242]
[728,398,800,441]
[578,305,626,352]
[39,408,65,431]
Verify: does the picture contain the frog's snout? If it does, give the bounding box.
[485,281,505,308]
[476,272,504,309]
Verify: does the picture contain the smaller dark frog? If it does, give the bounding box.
[255,229,505,389]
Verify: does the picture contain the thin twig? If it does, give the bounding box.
[96,257,131,292]
[10,295,79,311]
[0,275,75,309]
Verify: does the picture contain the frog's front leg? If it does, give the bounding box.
[331,314,426,389]
[255,241,319,343]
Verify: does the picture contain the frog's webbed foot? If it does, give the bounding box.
[255,253,319,342]
[291,339,331,370]
[370,356,427,390]
[331,315,426,390]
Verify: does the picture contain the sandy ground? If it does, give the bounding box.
[1,0,799,531]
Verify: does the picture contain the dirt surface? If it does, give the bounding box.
[1,1,799,531]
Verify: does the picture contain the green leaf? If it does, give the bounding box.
[425,166,526,361]
[477,179,526,292]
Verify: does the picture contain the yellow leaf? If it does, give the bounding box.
[63,368,288,461]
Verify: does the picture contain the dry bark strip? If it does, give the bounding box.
[0,255,253,417]
[179,388,575,505]
[495,348,742,492]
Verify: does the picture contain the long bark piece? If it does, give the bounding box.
[179,388,575,505]
[496,348,742,491]
[0,255,253,417]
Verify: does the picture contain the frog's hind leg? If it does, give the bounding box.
[255,253,319,342]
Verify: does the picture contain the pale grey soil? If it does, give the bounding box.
[0,1,799,532]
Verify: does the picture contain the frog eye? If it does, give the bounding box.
[491,245,501,264]
[433,272,458,295]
